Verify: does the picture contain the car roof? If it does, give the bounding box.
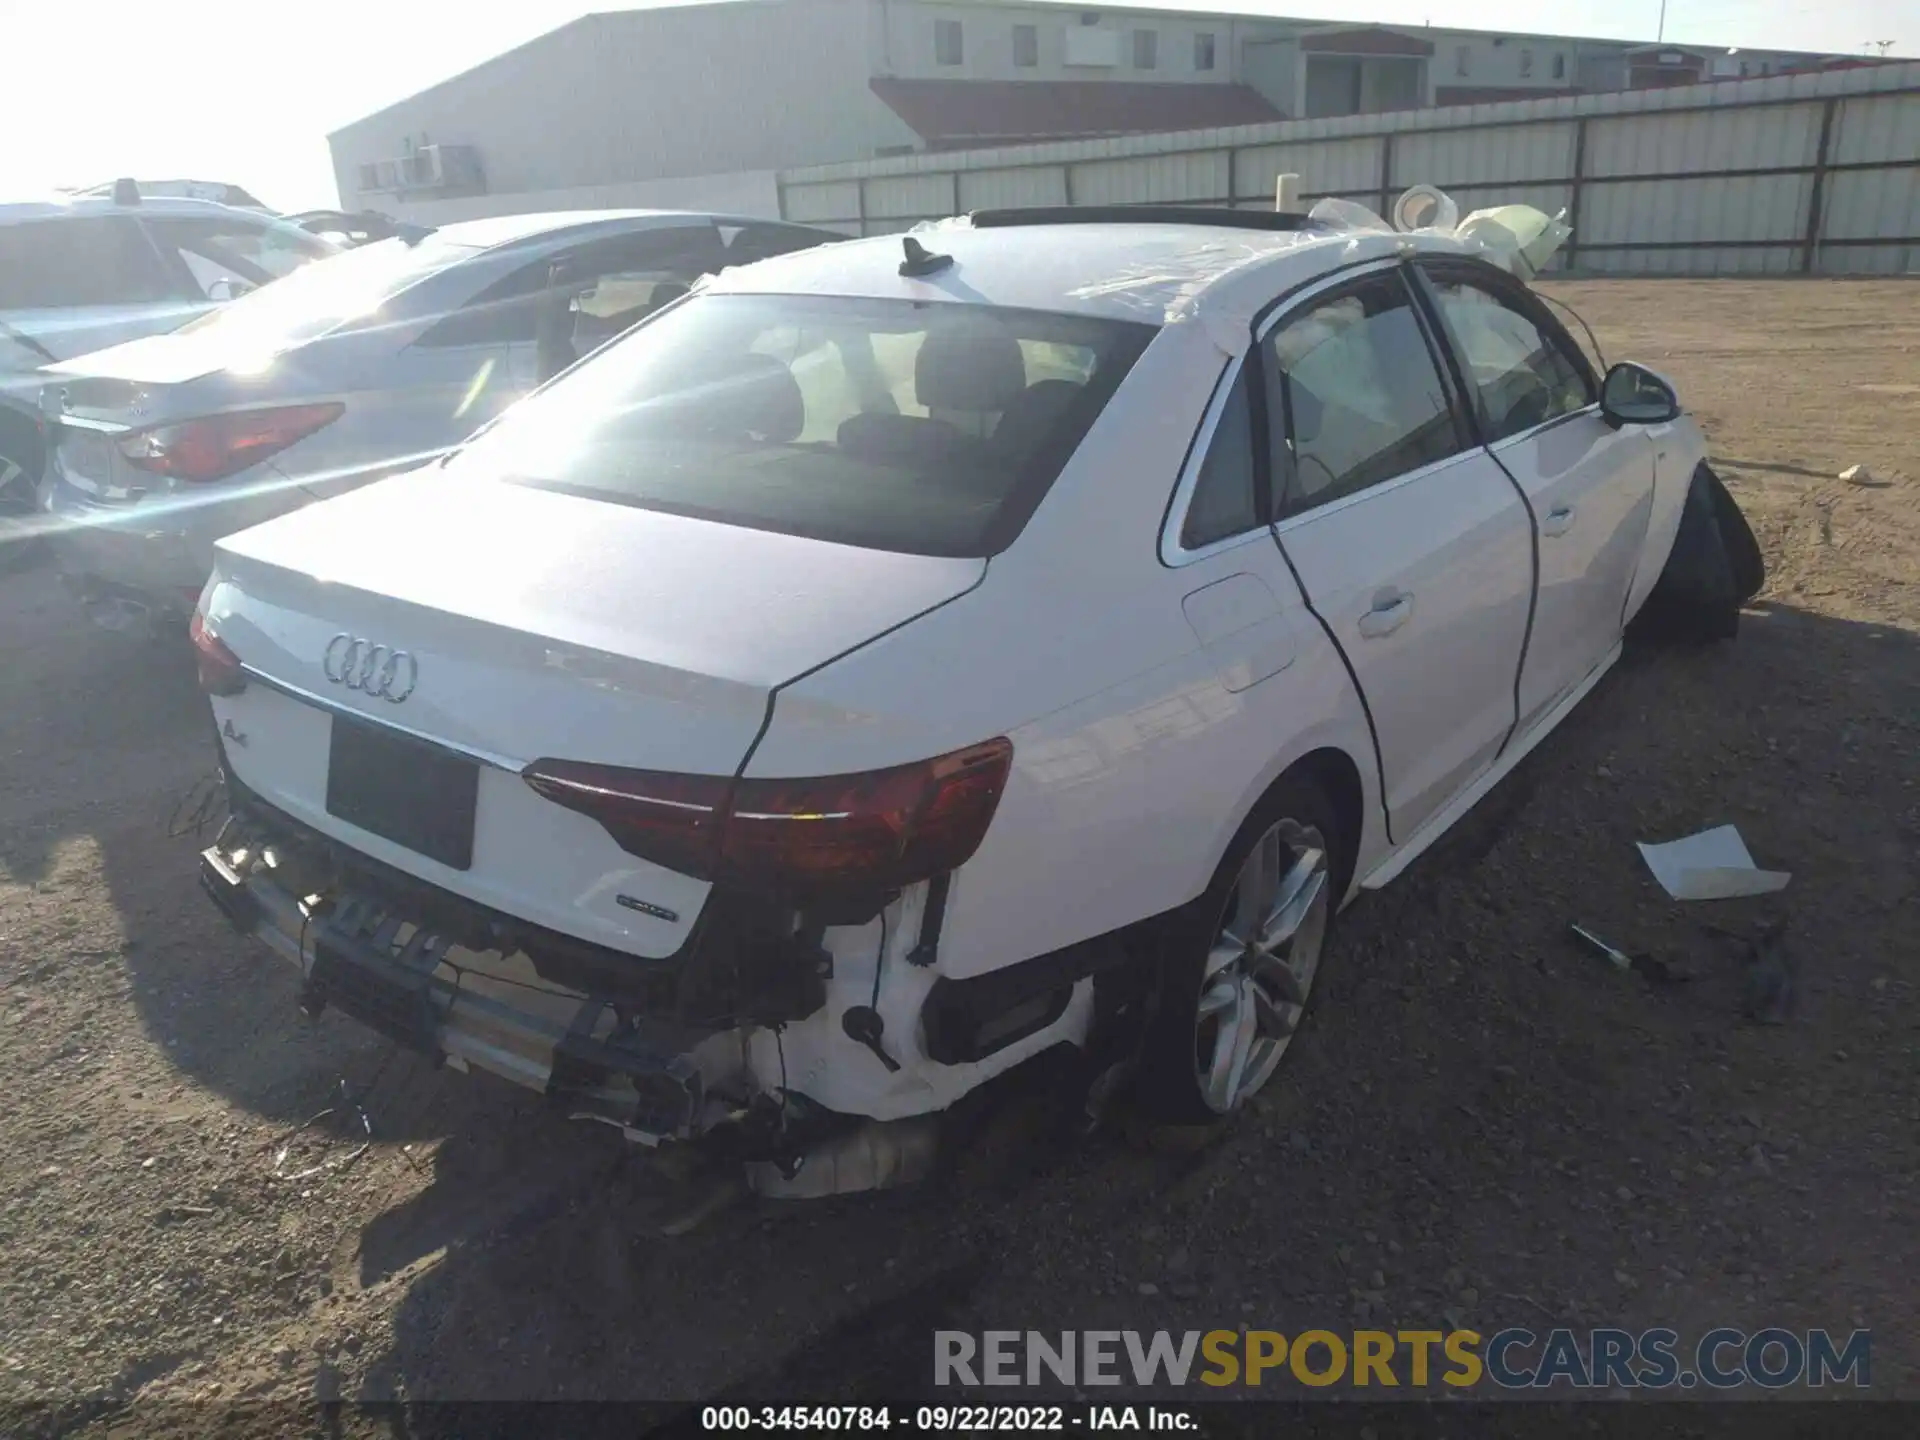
[704,218,1479,331]
[432,209,811,252]
[0,194,291,226]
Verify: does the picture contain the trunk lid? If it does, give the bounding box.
[42,324,258,396]
[203,470,985,955]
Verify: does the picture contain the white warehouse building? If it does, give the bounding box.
[327,0,1877,222]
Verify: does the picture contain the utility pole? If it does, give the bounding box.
[1658,0,1669,43]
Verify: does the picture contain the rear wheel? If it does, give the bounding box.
[1137,776,1342,1124]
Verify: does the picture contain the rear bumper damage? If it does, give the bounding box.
[198,783,1107,1196]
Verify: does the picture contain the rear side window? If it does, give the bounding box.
[449,293,1153,558]
[1264,273,1465,518]
[1181,367,1260,549]
[720,223,830,267]
[142,215,331,298]
[1423,273,1593,442]
[419,226,727,349]
[0,217,173,308]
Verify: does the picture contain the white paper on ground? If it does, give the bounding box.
[1637,825,1791,901]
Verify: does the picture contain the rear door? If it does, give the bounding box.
[1259,264,1535,842]
[1415,259,1654,730]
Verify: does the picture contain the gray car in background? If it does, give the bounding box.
[1,191,336,523]
[39,209,835,629]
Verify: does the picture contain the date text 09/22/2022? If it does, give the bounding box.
[701,1406,1193,1431]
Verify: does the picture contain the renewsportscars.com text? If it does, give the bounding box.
[934,1328,1871,1391]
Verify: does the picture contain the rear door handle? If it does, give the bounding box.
[1357,590,1413,639]
[1541,505,1576,538]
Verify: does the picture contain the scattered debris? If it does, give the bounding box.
[1637,825,1790,901]
[1568,924,1690,985]
[269,1079,375,1184]
[165,771,228,840]
[1738,920,1798,1025]
[1570,923,1633,972]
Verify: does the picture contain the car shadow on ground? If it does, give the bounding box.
[0,567,492,1140]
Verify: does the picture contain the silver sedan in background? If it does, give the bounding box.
[39,209,835,630]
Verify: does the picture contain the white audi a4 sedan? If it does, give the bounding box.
[192,207,1755,1195]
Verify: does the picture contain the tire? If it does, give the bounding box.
[1135,773,1345,1125]
[1704,465,1765,604]
[0,409,47,577]
[1627,463,1741,646]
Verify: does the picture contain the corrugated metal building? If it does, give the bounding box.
[328,0,1877,220]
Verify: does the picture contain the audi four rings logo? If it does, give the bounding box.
[322,634,418,703]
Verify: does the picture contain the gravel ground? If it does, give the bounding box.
[0,278,1915,1432]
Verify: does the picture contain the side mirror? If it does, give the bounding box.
[207,277,254,302]
[1601,362,1680,428]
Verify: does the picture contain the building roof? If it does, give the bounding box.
[868,78,1283,148]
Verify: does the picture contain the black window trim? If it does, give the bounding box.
[1256,262,1479,527]
[1406,254,1601,448]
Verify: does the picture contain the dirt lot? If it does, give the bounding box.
[0,279,1916,1431]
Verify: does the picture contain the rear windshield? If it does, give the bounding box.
[170,234,482,351]
[448,293,1154,558]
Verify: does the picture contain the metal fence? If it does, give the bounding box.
[778,61,1920,276]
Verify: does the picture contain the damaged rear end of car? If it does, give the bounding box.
[193,282,1153,1195]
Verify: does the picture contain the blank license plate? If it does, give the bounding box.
[324,717,478,871]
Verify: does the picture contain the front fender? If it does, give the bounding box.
[1622,415,1710,627]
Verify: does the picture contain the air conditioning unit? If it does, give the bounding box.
[365,144,485,196]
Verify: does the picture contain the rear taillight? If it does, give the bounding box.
[523,739,1014,897]
[189,612,246,696]
[119,403,344,484]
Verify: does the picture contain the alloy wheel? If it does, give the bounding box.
[1193,817,1331,1115]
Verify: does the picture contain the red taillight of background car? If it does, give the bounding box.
[189,612,246,696]
[522,739,1014,896]
[119,403,344,484]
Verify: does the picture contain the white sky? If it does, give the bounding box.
[5,0,1911,213]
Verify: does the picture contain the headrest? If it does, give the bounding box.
[992,379,1083,459]
[915,326,1026,413]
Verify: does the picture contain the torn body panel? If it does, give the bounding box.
[202,771,1094,1184]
